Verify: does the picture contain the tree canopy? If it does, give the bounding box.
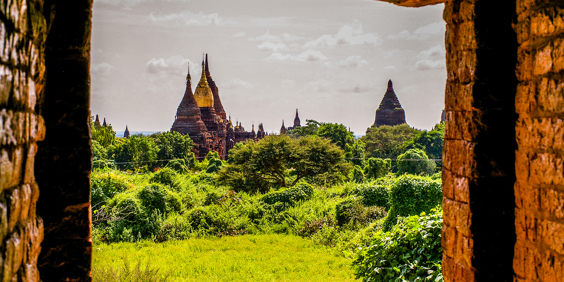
[401,122,444,160]
[218,135,350,192]
[361,124,420,159]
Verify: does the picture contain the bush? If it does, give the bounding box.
[336,197,387,227]
[205,157,223,173]
[261,182,314,208]
[354,184,390,209]
[354,210,443,282]
[138,184,169,214]
[383,175,442,230]
[91,171,133,208]
[352,165,364,183]
[364,158,391,179]
[297,217,335,237]
[397,149,436,176]
[150,168,181,191]
[157,213,192,242]
[165,159,190,173]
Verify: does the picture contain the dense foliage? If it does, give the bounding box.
[397,149,436,176]
[362,124,419,159]
[217,135,350,192]
[354,210,443,282]
[384,175,442,230]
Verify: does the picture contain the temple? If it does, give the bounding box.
[287,109,301,130]
[371,80,406,128]
[171,55,264,159]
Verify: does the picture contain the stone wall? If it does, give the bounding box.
[513,1,564,281]
[34,1,94,281]
[442,0,518,280]
[0,0,47,281]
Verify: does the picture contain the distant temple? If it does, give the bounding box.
[371,80,406,128]
[287,109,301,131]
[171,54,265,160]
[124,126,130,138]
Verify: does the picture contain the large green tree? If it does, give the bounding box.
[317,123,354,150]
[401,122,444,160]
[361,124,420,159]
[218,135,350,192]
[287,119,321,137]
[150,131,195,167]
[396,148,436,176]
[109,134,158,170]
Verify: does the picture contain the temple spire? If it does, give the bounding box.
[387,79,393,91]
[186,62,191,84]
[124,126,130,138]
[280,120,287,135]
[198,55,208,87]
[293,108,301,128]
[102,118,107,127]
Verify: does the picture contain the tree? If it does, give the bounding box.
[317,123,354,150]
[364,157,391,179]
[361,124,420,159]
[91,118,116,148]
[287,119,321,137]
[218,135,350,192]
[109,134,158,170]
[345,139,366,167]
[150,131,194,166]
[396,149,436,176]
[402,122,444,160]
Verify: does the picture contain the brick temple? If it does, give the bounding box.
[171,55,265,160]
[372,80,407,127]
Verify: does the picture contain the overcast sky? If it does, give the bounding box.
[91,0,446,135]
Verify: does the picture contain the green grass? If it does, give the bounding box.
[93,234,358,282]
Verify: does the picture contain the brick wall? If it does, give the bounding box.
[442,0,518,280]
[513,1,564,281]
[34,1,94,281]
[0,0,47,280]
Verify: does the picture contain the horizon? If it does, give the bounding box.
[91,0,446,135]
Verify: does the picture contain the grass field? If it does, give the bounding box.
[93,234,358,282]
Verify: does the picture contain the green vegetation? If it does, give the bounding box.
[93,235,356,282]
[91,119,445,281]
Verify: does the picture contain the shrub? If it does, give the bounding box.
[298,217,335,237]
[91,171,133,208]
[336,197,387,227]
[354,210,443,282]
[165,159,190,173]
[164,191,183,213]
[364,158,391,179]
[205,157,223,173]
[354,184,390,209]
[261,182,314,208]
[352,165,364,183]
[383,175,442,230]
[138,184,168,214]
[150,168,181,191]
[397,149,436,176]
[157,213,191,242]
[92,257,172,282]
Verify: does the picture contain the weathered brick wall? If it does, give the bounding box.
[513,1,564,281]
[442,0,517,280]
[0,0,47,281]
[34,1,94,281]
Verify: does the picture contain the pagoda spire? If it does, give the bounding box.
[372,79,406,127]
[124,125,130,138]
[293,108,301,128]
[204,53,227,119]
[94,115,100,126]
[186,62,191,85]
[102,118,107,127]
[280,120,287,135]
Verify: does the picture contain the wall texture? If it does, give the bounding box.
[35,0,94,281]
[442,0,518,280]
[0,0,47,281]
[513,1,564,281]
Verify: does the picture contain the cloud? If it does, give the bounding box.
[279,79,296,90]
[299,79,332,93]
[338,84,376,93]
[233,31,246,37]
[303,20,380,48]
[417,45,445,59]
[324,56,368,69]
[146,55,193,76]
[387,22,445,41]
[266,50,328,62]
[248,31,304,42]
[148,11,236,26]
[415,22,444,35]
[91,63,114,75]
[384,65,397,70]
[414,59,445,70]
[257,41,288,52]
[224,78,254,89]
